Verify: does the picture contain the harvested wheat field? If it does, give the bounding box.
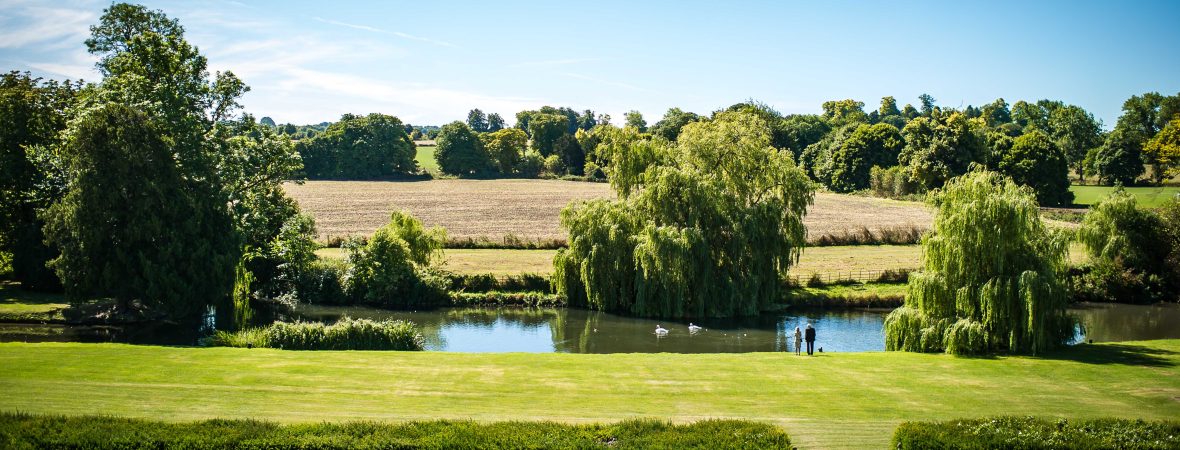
[284,179,933,241]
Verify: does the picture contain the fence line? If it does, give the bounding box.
[786,268,917,286]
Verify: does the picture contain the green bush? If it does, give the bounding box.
[870,165,923,199]
[448,291,565,308]
[0,414,791,449]
[448,272,550,292]
[205,317,425,351]
[893,417,1180,449]
[346,211,447,308]
[297,258,349,304]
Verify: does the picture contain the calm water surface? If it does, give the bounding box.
[3,302,1179,352]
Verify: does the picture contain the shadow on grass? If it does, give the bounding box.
[1038,343,1177,367]
[0,281,67,305]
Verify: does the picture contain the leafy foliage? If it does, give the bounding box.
[996,130,1074,206]
[297,113,416,179]
[207,317,425,351]
[435,121,488,176]
[480,128,527,174]
[893,417,1180,450]
[345,211,447,307]
[42,103,237,318]
[898,112,986,189]
[555,110,814,318]
[825,123,904,192]
[1075,190,1177,303]
[0,72,78,290]
[0,414,791,450]
[884,170,1073,355]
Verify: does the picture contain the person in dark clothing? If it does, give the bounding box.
[804,323,816,355]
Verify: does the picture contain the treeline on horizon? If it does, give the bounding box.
[278,93,1180,207]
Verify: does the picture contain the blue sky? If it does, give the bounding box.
[1,0,1178,127]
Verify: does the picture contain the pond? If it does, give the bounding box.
[3,302,1179,353]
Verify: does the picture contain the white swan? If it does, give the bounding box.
[655,325,669,335]
[687,323,703,333]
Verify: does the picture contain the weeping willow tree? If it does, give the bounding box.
[554,111,814,318]
[884,169,1074,355]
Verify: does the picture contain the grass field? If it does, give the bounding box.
[1071,185,1180,208]
[317,244,1090,277]
[415,145,438,175]
[0,341,1176,449]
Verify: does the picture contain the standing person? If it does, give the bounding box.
[793,326,803,356]
[805,323,816,355]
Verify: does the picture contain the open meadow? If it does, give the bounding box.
[1070,185,1180,208]
[1,340,1176,449]
[285,179,934,242]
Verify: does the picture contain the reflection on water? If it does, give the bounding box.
[1071,302,1180,343]
[2,301,1179,352]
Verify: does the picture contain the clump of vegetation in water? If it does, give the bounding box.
[205,317,425,351]
[885,169,1074,355]
[554,110,814,318]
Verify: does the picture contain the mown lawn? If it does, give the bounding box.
[1071,185,1180,208]
[0,341,1176,449]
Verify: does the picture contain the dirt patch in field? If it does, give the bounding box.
[285,180,933,241]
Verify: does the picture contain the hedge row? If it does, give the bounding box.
[0,414,791,449]
[448,291,565,308]
[893,417,1180,450]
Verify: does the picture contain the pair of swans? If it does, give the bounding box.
[655,323,704,335]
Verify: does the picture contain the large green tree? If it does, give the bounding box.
[826,123,904,192]
[1077,190,1177,303]
[466,108,489,133]
[0,72,77,289]
[996,131,1074,206]
[884,170,1073,355]
[623,110,647,132]
[527,113,569,156]
[898,112,987,189]
[1047,105,1103,181]
[435,121,489,175]
[297,113,416,179]
[554,110,814,318]
[649,107,702,142]
[481,127,528,174]
[43,103,237,317]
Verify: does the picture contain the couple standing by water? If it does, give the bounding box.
[793,323,816,355]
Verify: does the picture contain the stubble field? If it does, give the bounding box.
[284,179,934,242]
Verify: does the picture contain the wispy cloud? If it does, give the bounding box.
[559,72,648,92]
[510,58,602,68]
[0,3,96,50]
[313,16,457,48]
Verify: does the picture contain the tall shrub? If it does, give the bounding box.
[1075,190,1176,302]
[346,211,446,307]
[554,111,814,318]
[884,170,1073,355]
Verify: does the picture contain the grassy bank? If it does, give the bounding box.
[1,341,1177,448]
[783,282,908,308]
[1071,185,1180,208]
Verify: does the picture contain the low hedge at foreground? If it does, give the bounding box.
[203,318,425,351]
[893,417,1180,449]
[0,414,790,449]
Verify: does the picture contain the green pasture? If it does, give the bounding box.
[1071,185,1180,208]
[416,145,439,174]
[0,341,1176,449]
